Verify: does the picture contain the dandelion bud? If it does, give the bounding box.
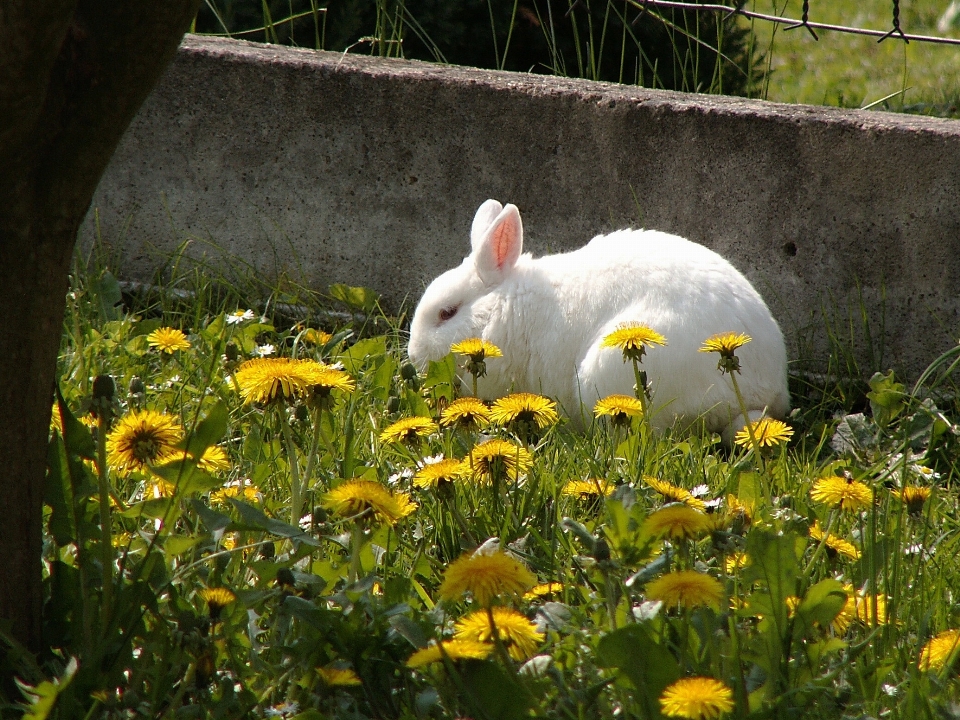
[276,568,295,588]
[93,374,116,402]
[592,538,611,563]
[128,376,145,398]
[400,363,418,381]
[224,342,240,362]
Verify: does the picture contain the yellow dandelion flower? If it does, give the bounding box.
[324,480,417,526]
[832,592,857,635]
[600,322,667,363]
[301,328,333,346]
[317,666,362,686]
[147,327,192,354]
[438,550,537,606]
[308,367,356,408]
[895,485,932,515]
[561,479,615,499]
[734,418,793,448]
[221,533,238,551]
[234,358,335,404]
[454,607,545,660]
[659,677,734,720]
[106,410,183,476]
[440,397,491,430]
[809,522,860,561]
[699,332,751,357]
[210,482,261,505]
[919,629,960,672]
[523,582,564,600]
[467,439,533,483]
[379,416,438,444]
[199,587,236,620]
[644,505,711,541]
[145,478,177,498]
[594,394,644,425]
[160,445,231,474]
[644,476,707,510]
[853,593,889,626]
[450,338,503,361]
[406,639,493,668]
[646,571,724,610]
[810,476,873,512]
[414,458,468,488]
[724,552,750,574]
[489,393,559,429]
[786,592,852,635]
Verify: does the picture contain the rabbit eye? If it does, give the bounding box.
[438,305,459,322]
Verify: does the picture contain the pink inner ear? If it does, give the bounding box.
[491,215,517,269]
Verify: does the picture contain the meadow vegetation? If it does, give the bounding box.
[7,252,960,719]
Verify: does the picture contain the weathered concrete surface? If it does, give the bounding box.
[84,35,960,378]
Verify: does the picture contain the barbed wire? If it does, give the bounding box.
[628,0,960,46]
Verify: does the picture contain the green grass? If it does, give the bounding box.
[754,0,960,114]
[7,252,960,718]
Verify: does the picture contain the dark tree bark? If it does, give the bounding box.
[0,0,201,653]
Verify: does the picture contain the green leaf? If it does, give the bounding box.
[149,460,222,496]
[119,498,178,521]
[329,283,379,313]
[283,595,325,628]
[55,387,96,460]
[830,413,878,455]
[17,656,77,720]
[794,579,847,637]
[45,434,76,546]
[868,370,906,428]
[368,351,397,402]
[339,336,387,374]
[744,530,802,602]
[458,660,532,720]
[404,387,432,418]
[423,354,458,400]
[182,401,229,457]
[228,499,320,546]
[90,270,122,322]
[163,534,202,557]
[597,623,679,715]
[187,498,233,533]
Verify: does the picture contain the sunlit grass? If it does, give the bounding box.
[755,0,960,114]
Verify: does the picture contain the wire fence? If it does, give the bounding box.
[628,0,960,46]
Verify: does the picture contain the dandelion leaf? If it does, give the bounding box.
[329,283,379,313]
[17,656,77,720]
[597,624,679,714]
[187,498,233,533]
[831,413,878,455]
[794,579,847,638]
[181,401,228,457]
[867,370,905,428]
[228,499,320,547]
[458,660,532,720]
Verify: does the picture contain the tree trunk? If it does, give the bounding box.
[0,0,201,653]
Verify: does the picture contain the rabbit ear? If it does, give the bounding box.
[473,203,523,284]
[471,199,504,249]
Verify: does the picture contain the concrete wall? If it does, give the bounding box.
[84,35,960,378]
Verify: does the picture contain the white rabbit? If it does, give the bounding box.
[408,199,789,441]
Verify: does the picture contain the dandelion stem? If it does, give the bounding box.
[301,407,325,497]
[728,370,769,499]
[348,521,365,584]
[278,408,304,526]
[96,414,114,628]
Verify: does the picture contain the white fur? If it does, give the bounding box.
[408,199,790,441]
